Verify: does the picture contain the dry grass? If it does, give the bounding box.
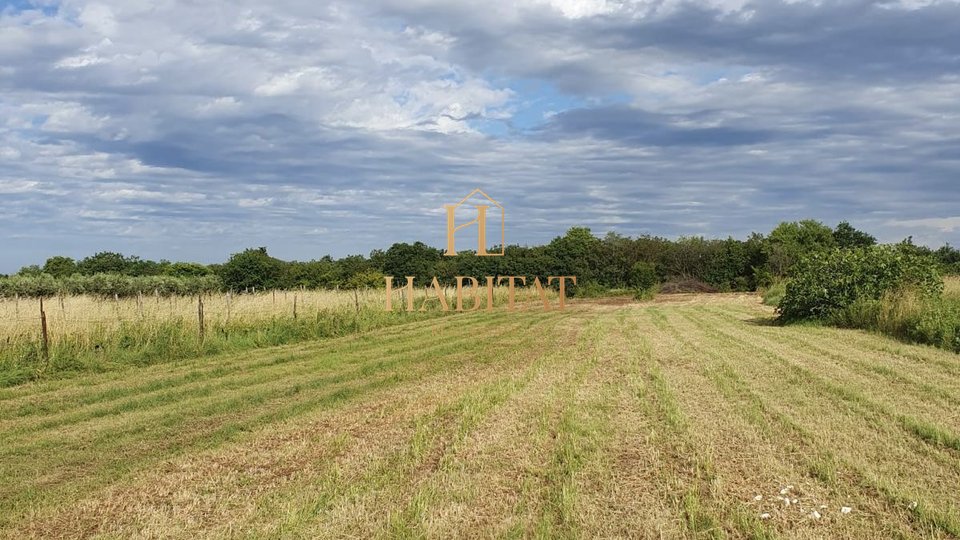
[0,287,558,386]
[944,275,960,300]
[1,294,959,538]
[0,288,466,347]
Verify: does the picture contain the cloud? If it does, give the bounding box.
[0,0,958,272]
[888,217,960,233]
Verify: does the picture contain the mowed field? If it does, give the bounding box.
[2,294,960,539]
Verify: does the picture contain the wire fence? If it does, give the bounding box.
[0,286,557,360]
[0,289,400,355]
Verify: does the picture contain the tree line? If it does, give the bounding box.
[4,220,959,297]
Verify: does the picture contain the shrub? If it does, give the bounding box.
[629,261,658,291]
[829,290,960,353]
[778,246,943,322]
[0,273,223,298]
[571,281,608,298]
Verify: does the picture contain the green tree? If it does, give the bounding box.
[42,256,77,278]
[165,262,212,278]
[78,252,129,275]
[833,221,876,249]
[544,227,601,283]
[16,265,42,277]
[219,247,285,291]
[381,242,441,284]
[935,244,960,274]
[765,220,836,276]
[346,269,386,289]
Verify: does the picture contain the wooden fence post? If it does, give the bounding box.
[39,297,49,363]
[293,294,298,320]
[197,294,205,343]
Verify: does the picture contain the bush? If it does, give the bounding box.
[829,291,960,353]
[778,246,943,322]
[630,261,658,291]
[0,273,223,298]
[633,287,656,301]
[571,281,608,298]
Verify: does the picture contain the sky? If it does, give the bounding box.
[1,0,959,272]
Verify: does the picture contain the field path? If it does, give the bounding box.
[2,295,960,538]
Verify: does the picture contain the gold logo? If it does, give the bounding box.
[383,189,577,312]
[444,188,505,256]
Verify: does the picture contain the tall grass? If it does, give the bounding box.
[0,287,556,386]
[829,277,960,353]
[760,279,788,307]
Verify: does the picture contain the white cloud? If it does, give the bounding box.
[889,217,960,233]
[40,103,109,133]
[1,0,959,270]
[78,3,118,36]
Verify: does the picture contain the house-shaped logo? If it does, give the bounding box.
[444,189,505,256]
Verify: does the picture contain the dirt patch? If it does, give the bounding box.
[659,279,718,294]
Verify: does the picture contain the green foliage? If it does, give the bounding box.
[0,304,443,386]
[166,262,212,278]
[765,220,836,276]
[9,220,959,297]
[219,247,285,291]
[16,265,42,277]
[381,242,442,284]
[570,281,607,298]
[761,280,788,307]
[935,244,960,275]
[346,269,386,290]
[633,287,656,301]
[833,221,876,249]
[778,246,943,322]
[0,273,59,297]
[77,251,130,275]
[42,256,77,278]
[0,274,223,298]
[544,227,602,283]
[629,261,658,291]
[829,291,960,353]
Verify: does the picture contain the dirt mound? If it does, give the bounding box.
[658,279,718,294]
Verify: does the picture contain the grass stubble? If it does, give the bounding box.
[1,294,959,538]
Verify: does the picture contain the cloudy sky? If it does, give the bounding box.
[1,0,959,271]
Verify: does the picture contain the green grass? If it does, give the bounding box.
[829,289,960,353]
[0,305,445,387]
[2,295,960,538]
[760,279,788,307]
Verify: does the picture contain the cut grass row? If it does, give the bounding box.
[0,308,565,531]
[2,295,959,538]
